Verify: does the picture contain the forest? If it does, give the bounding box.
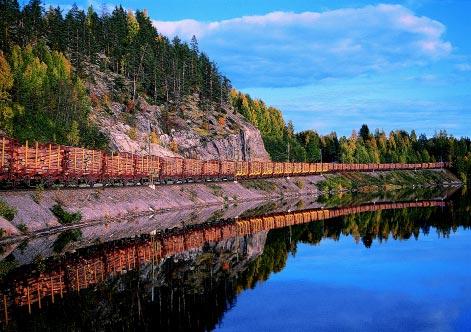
[0,0,230,147]
[1,1,470,181]
[230,91,471,181]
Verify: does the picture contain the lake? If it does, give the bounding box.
[0,186,470,331]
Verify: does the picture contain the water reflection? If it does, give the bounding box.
[0,187,469,331]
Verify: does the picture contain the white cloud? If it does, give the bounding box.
[456,63,471,72]
[153,4,452,88]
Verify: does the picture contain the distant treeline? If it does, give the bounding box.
[0,0,230,146]
[231,90,471,181]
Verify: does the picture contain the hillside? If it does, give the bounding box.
[1,1,470,179]
[0,2,269,161]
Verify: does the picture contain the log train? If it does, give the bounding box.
[0,135,449,187]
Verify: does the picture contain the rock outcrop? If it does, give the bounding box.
[86,64,270,161]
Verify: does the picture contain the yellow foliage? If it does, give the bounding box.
[128,127,138,140]
[102,94,111,107]
[169,140,178,153]
[149,131,159,144]
[0,52,13,100]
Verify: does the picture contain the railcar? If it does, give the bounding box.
[134,155,160,182]
[292,162,303,175]
[0,136,14,181]
[262,162,274,177]
[183,158,204,180]
[248,161,262,178]
[13,140,65,184]
[65,147,104,183]
[160,157,184,182]
[273,162,284,177]
[235,161,249,178]
[220,160,235,179]
[283,162,293,176]
[202,160,220,179]
[302,162,310,175]
[103,152,135,183]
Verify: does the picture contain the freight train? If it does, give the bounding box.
[0,135,449,187]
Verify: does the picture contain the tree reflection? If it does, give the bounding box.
[2,188,471,331]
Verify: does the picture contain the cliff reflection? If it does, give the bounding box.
[1,188,470,331]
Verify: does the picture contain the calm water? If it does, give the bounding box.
[1,187,470,331]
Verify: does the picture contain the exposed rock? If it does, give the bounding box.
[86,64,269,161]
[0,217,20,237]
[1,195,60,232]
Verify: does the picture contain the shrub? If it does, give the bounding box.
[294,179,305,189]
[17,223,28,233]
[51,204,82,224]
[169,140,178,153]
[0,200,16,221]
[52,229,83,253]
[32,184,44,203]
[126,99,135,112]
[127,127,138,140]
[149,131,159,144]
[241,180,277,192]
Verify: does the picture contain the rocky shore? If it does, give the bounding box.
[0,169,460,243]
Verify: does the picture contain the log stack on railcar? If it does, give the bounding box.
[134,155,160,182]
[103,152,135,182]
[220,160,235,179]
[65,147,103,182]
[184,159,203,180]
[249,161,262,177]
[273,162,284,176]
[12,141,65,182]
[0,136,14,181]
[202,160,220,178]
[236,161,249,178]
[283,162,293,176]
[160,157,184,182]
[262,162,274,177]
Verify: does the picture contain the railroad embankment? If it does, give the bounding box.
[0,169,460,241]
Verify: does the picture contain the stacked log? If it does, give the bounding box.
[292,162,302,175]
[248,161,262,177]
[160,157,184,179]
[262,162,274,176]
[135,155,160,178]
[202,160,220,177]
[274,162,284,176]
[103,152,134,179]
[220,161,235,177]
[283,162,293,175]
[65,147,103,179]
[183,159,203,178]
[235,161,249,177]
[0,136,14,179]
[12,141,65,178]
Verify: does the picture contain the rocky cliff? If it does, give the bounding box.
[86,64,270,161]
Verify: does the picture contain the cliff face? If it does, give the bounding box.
[86,65,269,161]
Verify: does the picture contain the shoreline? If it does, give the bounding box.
[0,169,461,244]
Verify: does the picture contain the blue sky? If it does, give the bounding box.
[42,0,471,137]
